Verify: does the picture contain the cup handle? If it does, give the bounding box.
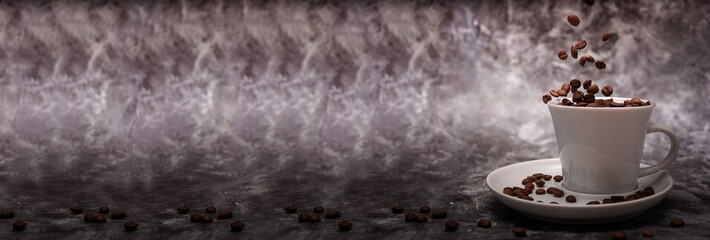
[638,122,679,177]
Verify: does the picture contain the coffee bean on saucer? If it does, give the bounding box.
[432,210,447,219]
[95,215,107,223]
[445,220,459,231]
[547,187,556,194]
[586,201,601,205]
[550,202,559,204]
[314,206,325,213]
[568,14,580,26]
[513,189,527,197]
[643,186,655,195]
[553,175,563,182]
[587,84,599,94]
[84,214,96,223]
[603,199,616,204]
[285,206,297,214]
[325,210,340,219]
[177,206,189,214]
[583,79,592,89]
[338,220,353,231]
[512,227,527,237]
[602,86,613,96]
[642,229,654,237]
[519,196,534,201]
[535,189,546,195]
[70,206,83,214]
[571,45,578,59]
[124,221,138,232]
[625,195,637,201]
[231,221,245,231]
[542,94,552,104]
[612,231,627,240]
[550,89,560,97]
[111,210,126,219]
[405,213,416,222]
[99,206,110,214]
[0,210,15,219]
[391,205,404,213]
[565,196,577,203]
[522,178,533,185]
[558,50,567,60]
[206,206,216,214]
[553,189,565,198]
[595,61,606,69]
[534,179,545,187]
[670,218,685,227]
[542,175,552,180]
[602,32,612,41]
[477,219,492,228]
[191,214,202,222]
[309,214,321,223]
[218,211,233,219]
[420,206,431,213]
[503,187,514,196]
[201,215,213,223]
[611,196,625,201]
[11,220,26,231]
[298,213,309,222]
[415,214,428,223]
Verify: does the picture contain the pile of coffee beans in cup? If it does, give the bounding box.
[542,79,650,107]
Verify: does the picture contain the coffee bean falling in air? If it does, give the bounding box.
[602,86,613,96]
[595,61,606,69]
[603,32,612,41]
[575,40,587,50]
[559,50,568,60]
[567,14,580,26]
[570,45,578,59]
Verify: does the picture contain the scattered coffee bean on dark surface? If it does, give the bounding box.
[477,219,492,228]
[298,213,309,222]
[405,213,416,222]
[218,211,233,219]
[566,195,577,203]
[99,206,110,214]
[338,220,353,231]
[124,221,138,232]
[95,215,107,223]
[177,206,189,214]
[12,220,26,231]
[314,206,325,213]
[571,45,578,59]
[535,179,545,187]
[70,206,83,214]
[587,84,599,94]
[84,214,96,223]
[670,218,685,227]
[542,94,552,104]
[0,210,15,219]
[583,0,595,6]
[415,214,428,223]
[285,206,297,214]
[191,214,202,222]
[595,61,606,69]
[231,221,245,232]
[553,175,563,182]
[201,215,213,223]
[309,214,321,223]
[111,210,126,219]
[391,206,404,214]
[586,201,601,205]
[420,206,431,213]
[567,14,580,26]
[602,32,612,41]
[641,229,654,237]
[445,220,459,231]
[575,40,587,49]
[325,210,341,219]
[612,231,627,240]
[432,210,447,219]
[206,206,216,214]
[535,189,546,195]
[512,227,527,237]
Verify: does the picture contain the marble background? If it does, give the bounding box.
[0,0,708,239]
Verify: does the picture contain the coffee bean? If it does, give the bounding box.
[550,89,560,97]
[610,196,625,201]
[11,220,26,231]
[542,94,552,104]
[565,195,577,203]
[670,218,685,227]
[587,102,602,107]
[477,219,492,228]
[556,89,568,97]
[522,178,533,185]
[391,205,404,213]
[111,210,126,219]
[610,101,624,107]
[535,189,546,195]
[542,175,552,180]
[572,91,584,102]
[571,45,578,59]
[587,84,599,94]
[512,227,527,237]
[561,83,571,93]
[201,215,214,223]
[553,175,563,182]
[420,206,431,213]
[231,221,245,232]
[298,213,309,222]
[503,187,514,196]
[645,100,651,106]
[338,220,353,231]
[553,189,564,198]
[218,211,233,219]
[561,54,567,60]
[285,206,297,214]
[519,196,534,201]
[0,210,15,219]
[570,79,582,90]
[99,206,110,214]
[534,179,545,187]
[625,195,637,201]
[206,206,217,214]
[70,206,83,214]
[314,206,325,213]
[177,206,189,214]
[124,221,138,232]
[602,32,612,41]
[550,202,559,204]
[191,214,202,222]
[546,187,556,194]
[583,55,594,62]
[405,213,416,222]
[595,61,606,69]
[562,98,572,106]
[603,199,616,204]
[567,14,580,26]
[643,186,655,195]
[612,231,627,240]
[630,98,643,105]
[95,215,107,223]
[513,189,527,197]
[415,214,428,223]
[432,210,447,219]
[602,85,613,96]
[642,229,654,237]
[558,50,567,60]
[582,79,592,89]
[579,56,587,66]
[586,201,601,205]
[584,93,596,103]
[576,40,587,49]
[445,220,459,231]
[84,214,96,223]
[326,210,340,219]
[583,0,595,6]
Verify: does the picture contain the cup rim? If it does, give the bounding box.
[547,97,654,109]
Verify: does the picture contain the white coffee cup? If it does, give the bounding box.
[547,98,679,194]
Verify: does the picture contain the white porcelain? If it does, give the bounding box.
[486,158,673,224]
[548,97,679,194]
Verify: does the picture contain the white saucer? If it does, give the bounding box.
[486,158,673,224]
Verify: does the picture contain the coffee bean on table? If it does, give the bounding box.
[177,206,189,214]
[553,189,565,198]
[567,14,580,26]
[420,206,431,213]
[415,214,428,223]
[535,189,546,195]
[309,214,321,223]
[206,206,216,214]
[314,206,325,213]
[553,175,563,182]
[285,206,297,214]
[445,220,459,231]
[535,179,545,187]
[124,221,138,232]
[191,214,202,222]
[477,219,492,228]
[0,210,15,219]
[432,210,447,219]
[338,220,353,231]
[542,175,552,180]
[84,214,96,223]
[99,206,110,214]
[542,94,552,104]
[95,215,107,223]
[602,86,613,96]
[512,227,527,237]
[670,218,685,227]
[231,221,245,232]
[571,45,578,59]
[405,213,417,222]
[642,229,654,237]
[503,187,514,196]
[583,0,595,6]
[546,187,556,194]
[111,210,126,219]
[201,215,213,223]
[587,201,601,205]
[391,205,404,213]
[602,32,612,41]
[566,196,577,203]
[612,231,627,240]
[11,220,26,231]
[218,211,233,219]
[325,210,341,219]
[298,213,309,222]
[550,89,560,97]
[575,40,587,49]
[70,206,83,214]
[595,61,606,69]
[587,84,599,94]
